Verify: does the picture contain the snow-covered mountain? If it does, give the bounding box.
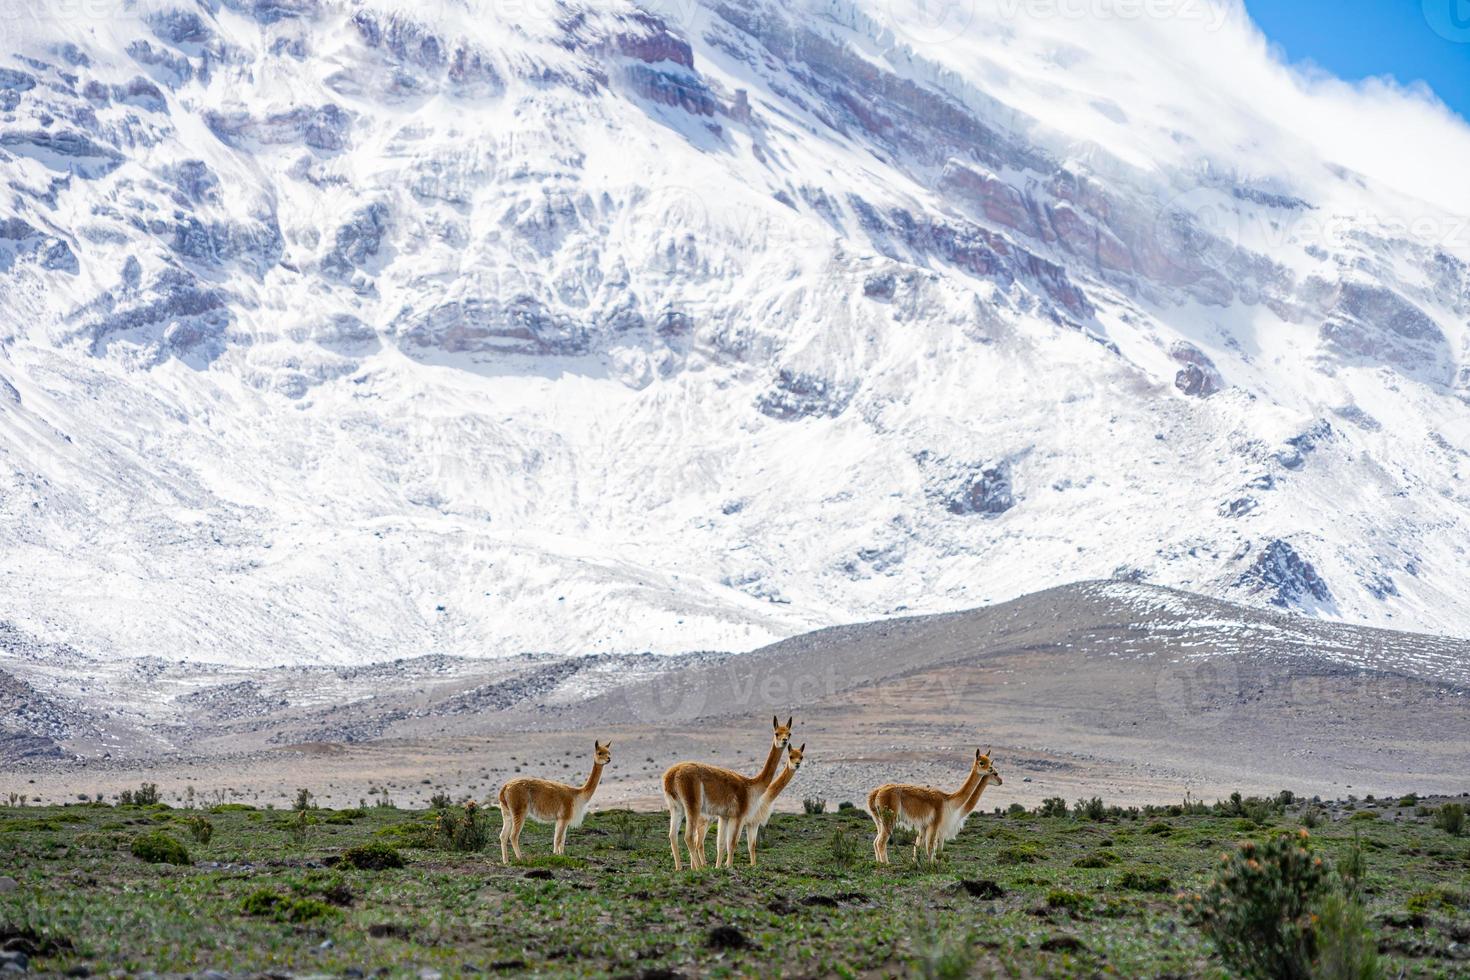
[2,0,1469,666]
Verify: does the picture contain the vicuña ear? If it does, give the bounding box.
[799,743,805,752]
[786,716,793,729]
[772,714,779,730]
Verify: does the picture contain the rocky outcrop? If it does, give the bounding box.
[206,103,350,151]
[0,218,78,274]
[1234,540,1332,609]
[1170,342,1223,398]
[755,369,855,420]
[1317,282,1450,379]
[918,453,1016,516]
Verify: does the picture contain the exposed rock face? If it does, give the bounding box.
[1170,342,1223,398]
[755,370,854,420]
[1235,541,1333,609]
[918,454,1016,517]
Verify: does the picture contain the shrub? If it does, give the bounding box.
[1117,867,1172,893]
[1046,889,1090,913]
[1337,831,1366,899]
[1433,803,1465,836]
[1074,797,1106,821]
[120,783,161,807]
[130,831,189,865]
[1038,797,1068,819]
[1073,849,1119,869]
[430,801,489,852]
[1144,821,1173,835]
[182,816,213,845]
[1183,831,1328,979]
[429,791,453,810]
[837,801,856,812]
[1007,803,1027,817]
[828,826,859,868]
[605,810,640,850]
[1348,811,1378,823]
[340,842,406,870]
[240,889,339,923]
[1313,892,1382,980]
[803,797,827,815]
[1396,794,1418,808]
[911,917,975,980]
[1299,807,1323,829]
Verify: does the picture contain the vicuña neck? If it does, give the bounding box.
[579,761,604,798]
[751,740,783,787]
[946,763,984,806]
[762,765,797,805]
[960,772,995,814]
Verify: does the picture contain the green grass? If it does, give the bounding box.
[0,800,1466,976]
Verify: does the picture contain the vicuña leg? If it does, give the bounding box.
[510,812,526,861]
[667,803,684,871]
[553,820,568,855]
[499,811,512,864]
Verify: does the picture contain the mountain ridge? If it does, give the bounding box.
[1,0,1469,665]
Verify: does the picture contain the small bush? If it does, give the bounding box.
[1396,794,1418,808]
[240,889,339,923]
[429,791,453,810]
[1117,867,1172,893]
[1313,892,1382,980]
[1299,807,1323,829]
[119,783,161,807]
[803,797,827,815]
[1046,889,1090,913]
[837,801,856,812]
[340,842,405,870]
[1074,797,1106,822]
[1433,803,1465,836]
[1348,811,1378,823]
[1337,831,1366,899]
[1038,797,1068,819]
[828,826,858,868]
[430,801,489,852]
[1144,821,1172,835]
[130,831,189,865]
[209,803,255,813]
[1073,850,1119,869]
[182,816,213,844]
[1183,831,1327,979]
[911,917,975,980]
[605,810,640,850]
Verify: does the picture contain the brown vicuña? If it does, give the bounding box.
[866,748,1003,864]
[725,741,804,866]
[662,716,792,869]
[496,740,611,863]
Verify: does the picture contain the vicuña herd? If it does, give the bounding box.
[493,716,1004,867]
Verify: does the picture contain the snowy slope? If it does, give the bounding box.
[1,0,1469,666]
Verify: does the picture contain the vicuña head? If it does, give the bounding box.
[496,738,612,863]
[772,715,793,748]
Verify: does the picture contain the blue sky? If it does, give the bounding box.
[1245,0,1470,120]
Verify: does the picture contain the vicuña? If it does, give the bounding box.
[866,748,1003,864]
[662,716,792,869]
[496,740,611,863]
